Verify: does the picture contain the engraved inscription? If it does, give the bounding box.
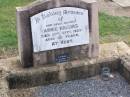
[31,7,89,52]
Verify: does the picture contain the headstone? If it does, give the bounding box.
[16,0,99,67]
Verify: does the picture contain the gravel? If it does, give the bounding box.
[33,73,130,97]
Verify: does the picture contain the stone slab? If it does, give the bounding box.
[30,7,90,52]
[113,0,130,7]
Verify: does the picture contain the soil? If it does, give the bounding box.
[0,48,18,59]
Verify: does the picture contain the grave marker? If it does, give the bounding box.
[16,0,99,67]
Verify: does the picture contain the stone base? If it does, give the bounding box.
[0,42,130,97]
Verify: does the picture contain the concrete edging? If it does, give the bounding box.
[0,42,130,96]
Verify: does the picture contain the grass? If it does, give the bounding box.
[0,0,35,57]
[99,13,130,44]
[0,0,130,57]
[0,0,35,48]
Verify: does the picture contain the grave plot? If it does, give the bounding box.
[0,42,130,97]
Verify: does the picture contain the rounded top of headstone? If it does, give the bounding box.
[16,0,97,11]
[82,0,97,3]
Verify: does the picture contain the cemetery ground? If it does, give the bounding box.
[0,0,130,97]
[0,0,130,58]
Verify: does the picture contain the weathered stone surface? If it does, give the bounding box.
[0,42,129,74]
[113,0,130,7]
[16,7,33,67]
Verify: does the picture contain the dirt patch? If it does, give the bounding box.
[0,48,18,60]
